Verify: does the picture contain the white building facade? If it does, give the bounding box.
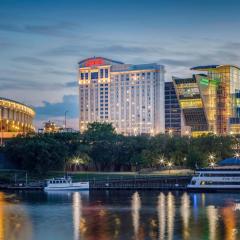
[78,57,165,135]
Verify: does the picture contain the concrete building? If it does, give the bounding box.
[0,97,35,139]
[78,57,165,135]
[173,65,240,136]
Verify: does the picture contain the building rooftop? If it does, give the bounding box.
[218,157,240,166]
[0,97,34,111]
[191,64,240,71]
[78,57,124,67]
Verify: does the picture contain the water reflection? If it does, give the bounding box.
[207,205,218,240]
[0,192,32,240]
[1,191,240,240]
[73,192,82,240]
[180,192,190,240]
[221,203,237,240]
[131,191,141,239]
[157,193,166,240]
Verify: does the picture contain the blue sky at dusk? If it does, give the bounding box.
[1,0,240,129]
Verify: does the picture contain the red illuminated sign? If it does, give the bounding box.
[85,58,105,67]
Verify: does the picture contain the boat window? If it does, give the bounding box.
[200,181,205,185]
[203,173,240,177]
[202,181,240,185]
[191,180,196,185]
[49,181,52,184]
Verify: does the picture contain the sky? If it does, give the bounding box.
[1,0,240,129]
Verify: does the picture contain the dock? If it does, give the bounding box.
[90,175,191,190]
[0,175,192,191]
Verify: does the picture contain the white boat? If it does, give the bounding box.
[44,177,89,191]
[187,167,240,191]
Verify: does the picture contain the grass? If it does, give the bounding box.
[46,169,194,181]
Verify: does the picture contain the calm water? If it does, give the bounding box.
[0,190,240,240]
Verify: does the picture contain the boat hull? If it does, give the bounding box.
[187,188,240,193]
[44,186,89,191]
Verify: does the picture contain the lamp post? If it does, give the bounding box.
[158,155,165,169]
[167,161,173,174]
[208,153,216,168]
[234,152,240,159]
[64,110,68,129]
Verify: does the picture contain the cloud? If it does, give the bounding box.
[35,95,79,120]
[45,69,76,76]
[0,76,64,90]
[0,22,78,38]
[94,45,163,54]
[66,81,78,87]
[12,56,51,66]
[43,45,84,56]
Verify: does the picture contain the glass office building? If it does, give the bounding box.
[173,65,240,136]
[165,82,181,135]
[78,57,165,135]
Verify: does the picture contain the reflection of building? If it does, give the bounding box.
[78,57,165,135]
[165,82,181,135]
[0,97,35,139]
[173,65,240,136]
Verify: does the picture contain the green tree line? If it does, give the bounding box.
[2,122,237,175]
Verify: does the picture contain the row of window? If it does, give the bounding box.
[80,69,109,80]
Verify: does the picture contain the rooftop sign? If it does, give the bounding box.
[78,57,124,68]
[85,58,105,67]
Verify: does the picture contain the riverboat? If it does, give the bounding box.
[44,177,89,191]
[187,167,240,191]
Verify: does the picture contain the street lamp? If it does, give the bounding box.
[209,162,216,168]
[208,153,215,161]
[64,110,68,129]
[167,161,173,174]
[208,153,216,168]
[158,155,165,165]
[234,152,240,159]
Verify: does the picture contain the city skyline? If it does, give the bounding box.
[1,0,240,129]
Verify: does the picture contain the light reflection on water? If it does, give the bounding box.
[0,192,32,240]
[131,191,141,239]
[0,191,240,240]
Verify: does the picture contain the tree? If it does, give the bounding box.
[4,135,68,175]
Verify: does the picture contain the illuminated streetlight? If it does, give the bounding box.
[209,162,216,168]
[167,162,173,167]
[208,153,215,161]
[234,152,240,159]
[167,161,173,174]
[158,155,165,166]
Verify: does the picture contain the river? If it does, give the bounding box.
[0,190,239,240]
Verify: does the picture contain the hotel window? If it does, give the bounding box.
[85,73,88,79]
[80,73,84,79]
[105,69,108,78]
[100,69,104,78]
[91,72,98,79]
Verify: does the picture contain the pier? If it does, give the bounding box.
[90,175,191,190]
[0,175,191,191]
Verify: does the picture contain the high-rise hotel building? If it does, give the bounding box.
[78,57,165,135]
